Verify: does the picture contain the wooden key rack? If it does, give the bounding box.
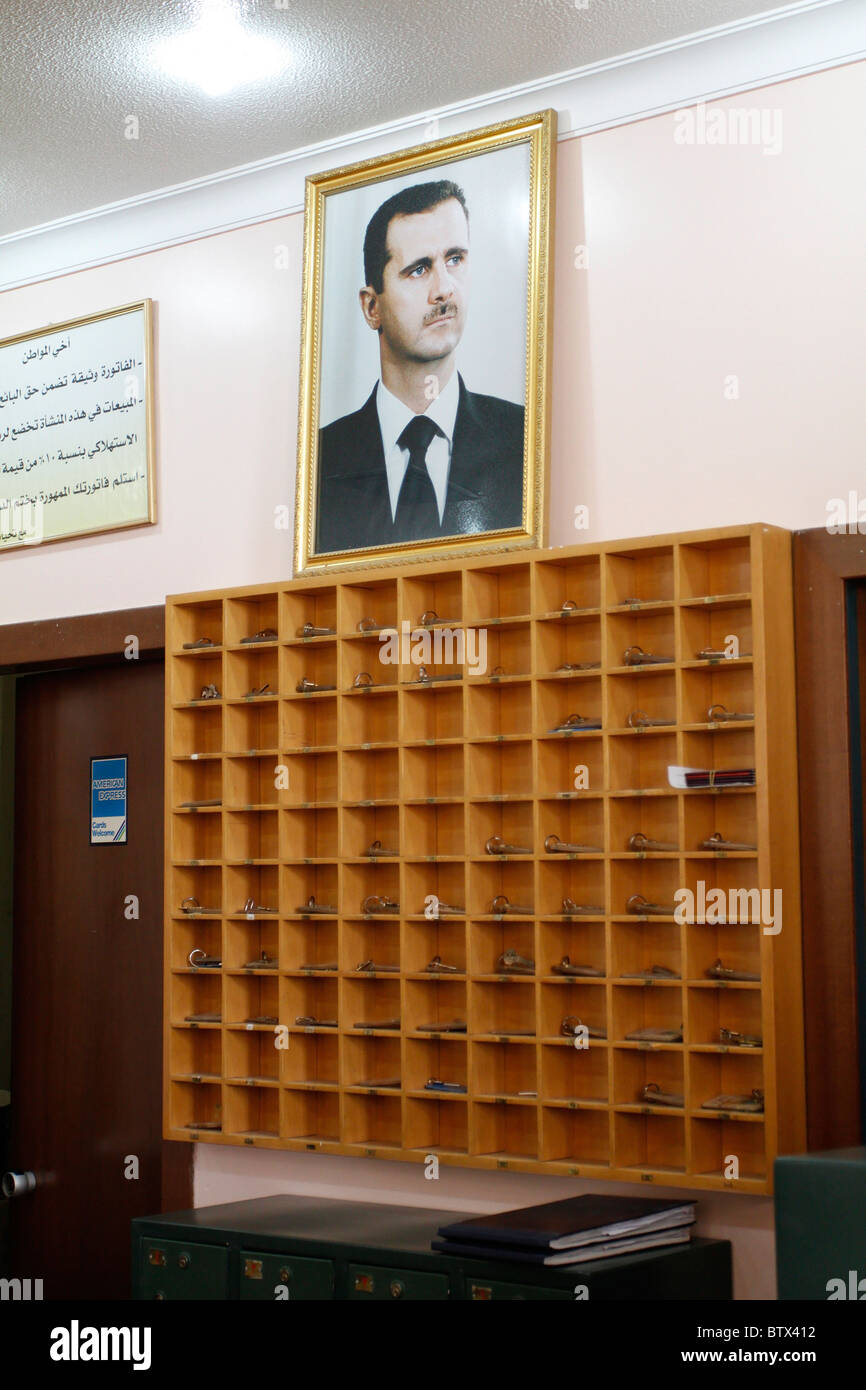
[164,523,805,1192]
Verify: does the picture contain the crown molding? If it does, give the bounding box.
[1,0,863,293]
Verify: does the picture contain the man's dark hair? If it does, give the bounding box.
[363,180,468,294]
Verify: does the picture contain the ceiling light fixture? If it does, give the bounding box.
[153,0,290,97]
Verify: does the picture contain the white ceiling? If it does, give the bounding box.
[0,0,833,237]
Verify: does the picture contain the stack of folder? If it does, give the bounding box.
[432,1195,696,1266]
[667,764,755,789]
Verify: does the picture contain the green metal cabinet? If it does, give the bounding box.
[776,1147,866,1300]
[132,1195,732,1301]
[239,1249,334,1300]
[137,1236,229,1301]
[465,1276,573,1300]
[347,1262,451,1300]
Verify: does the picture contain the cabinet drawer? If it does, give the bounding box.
[240,1249,334,1300]
[466,1277,573,1301]
[348,1263,451,1300]
[138,1237,229,1300]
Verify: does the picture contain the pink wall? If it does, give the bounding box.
[548,58,866,550]
[2,60,865,626]
[5,59,864,1297]
[1,216,305,620]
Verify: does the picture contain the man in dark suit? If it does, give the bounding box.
[316,179,525,555]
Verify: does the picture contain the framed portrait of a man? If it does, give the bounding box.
[294,109,555,573]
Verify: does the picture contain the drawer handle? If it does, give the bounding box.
[389,1280,405,1299]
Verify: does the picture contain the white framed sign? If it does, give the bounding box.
[0,299,156,548]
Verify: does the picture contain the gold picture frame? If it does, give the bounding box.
[0,299,156,549]
[294,110,555,574]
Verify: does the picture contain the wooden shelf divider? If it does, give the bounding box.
[163,523,805,1191]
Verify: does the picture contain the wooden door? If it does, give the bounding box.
[8,659,169,1298]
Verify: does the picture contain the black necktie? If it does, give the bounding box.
[392,414,443,541]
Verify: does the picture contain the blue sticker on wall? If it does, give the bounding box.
[91,756,127,844]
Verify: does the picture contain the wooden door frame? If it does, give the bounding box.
[0,604,191,1213]
[794,527,866,1150]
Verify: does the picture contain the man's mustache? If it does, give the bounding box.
[423,304,458,325]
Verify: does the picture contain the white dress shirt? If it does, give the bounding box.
[376,371,460,525]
